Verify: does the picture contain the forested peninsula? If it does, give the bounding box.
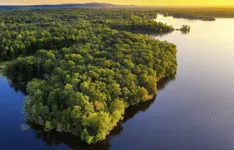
[2,9,177,144]
[145,7,234,21]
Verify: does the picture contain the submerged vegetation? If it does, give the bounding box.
[2,8,177,144]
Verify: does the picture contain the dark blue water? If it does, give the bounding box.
[1,15,234,150]
[0,77,67,149]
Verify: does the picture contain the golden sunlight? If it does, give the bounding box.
[1,0,234,5]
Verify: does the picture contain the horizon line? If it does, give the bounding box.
[0,2,234,7]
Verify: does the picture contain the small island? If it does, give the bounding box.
[180,25,191,33]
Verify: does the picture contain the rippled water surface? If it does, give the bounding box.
[1,15,234,150]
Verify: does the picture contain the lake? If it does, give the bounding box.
[1,14,234,150]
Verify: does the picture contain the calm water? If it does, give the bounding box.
[1,15,234,150]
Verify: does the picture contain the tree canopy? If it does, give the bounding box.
[0,9,174,61]
[3,8,177,144]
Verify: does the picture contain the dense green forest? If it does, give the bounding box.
[2,8,177,144]
[0,9,174,61]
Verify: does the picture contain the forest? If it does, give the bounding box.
[142,7,234,21]
[2,8,177,144]
[0,9,174,61]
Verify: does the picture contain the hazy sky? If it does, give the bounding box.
[1,0,234,5]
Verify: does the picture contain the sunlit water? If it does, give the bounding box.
[1,15,234,150]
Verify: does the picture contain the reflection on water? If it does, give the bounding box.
[0,68,3,77]
[2,14,234,150]
[8,81,27,95]
[8,77,175,150]
[29,123,110,150]
[180,30,190,34]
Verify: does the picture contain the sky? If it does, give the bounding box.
[1,0,234,6]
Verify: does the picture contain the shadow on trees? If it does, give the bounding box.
[26,38,78,55]
[111,25,174,35]
[1,38,79,61]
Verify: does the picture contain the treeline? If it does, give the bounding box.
[3,9,177,144]
[162,12,215,21]
[153,7,234,21]
[0,9,174,61]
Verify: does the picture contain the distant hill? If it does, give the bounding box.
[0,3,137,9]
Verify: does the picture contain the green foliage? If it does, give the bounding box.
[0,9,174,61]
[3,8,177,144]
[180,25,191,34]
